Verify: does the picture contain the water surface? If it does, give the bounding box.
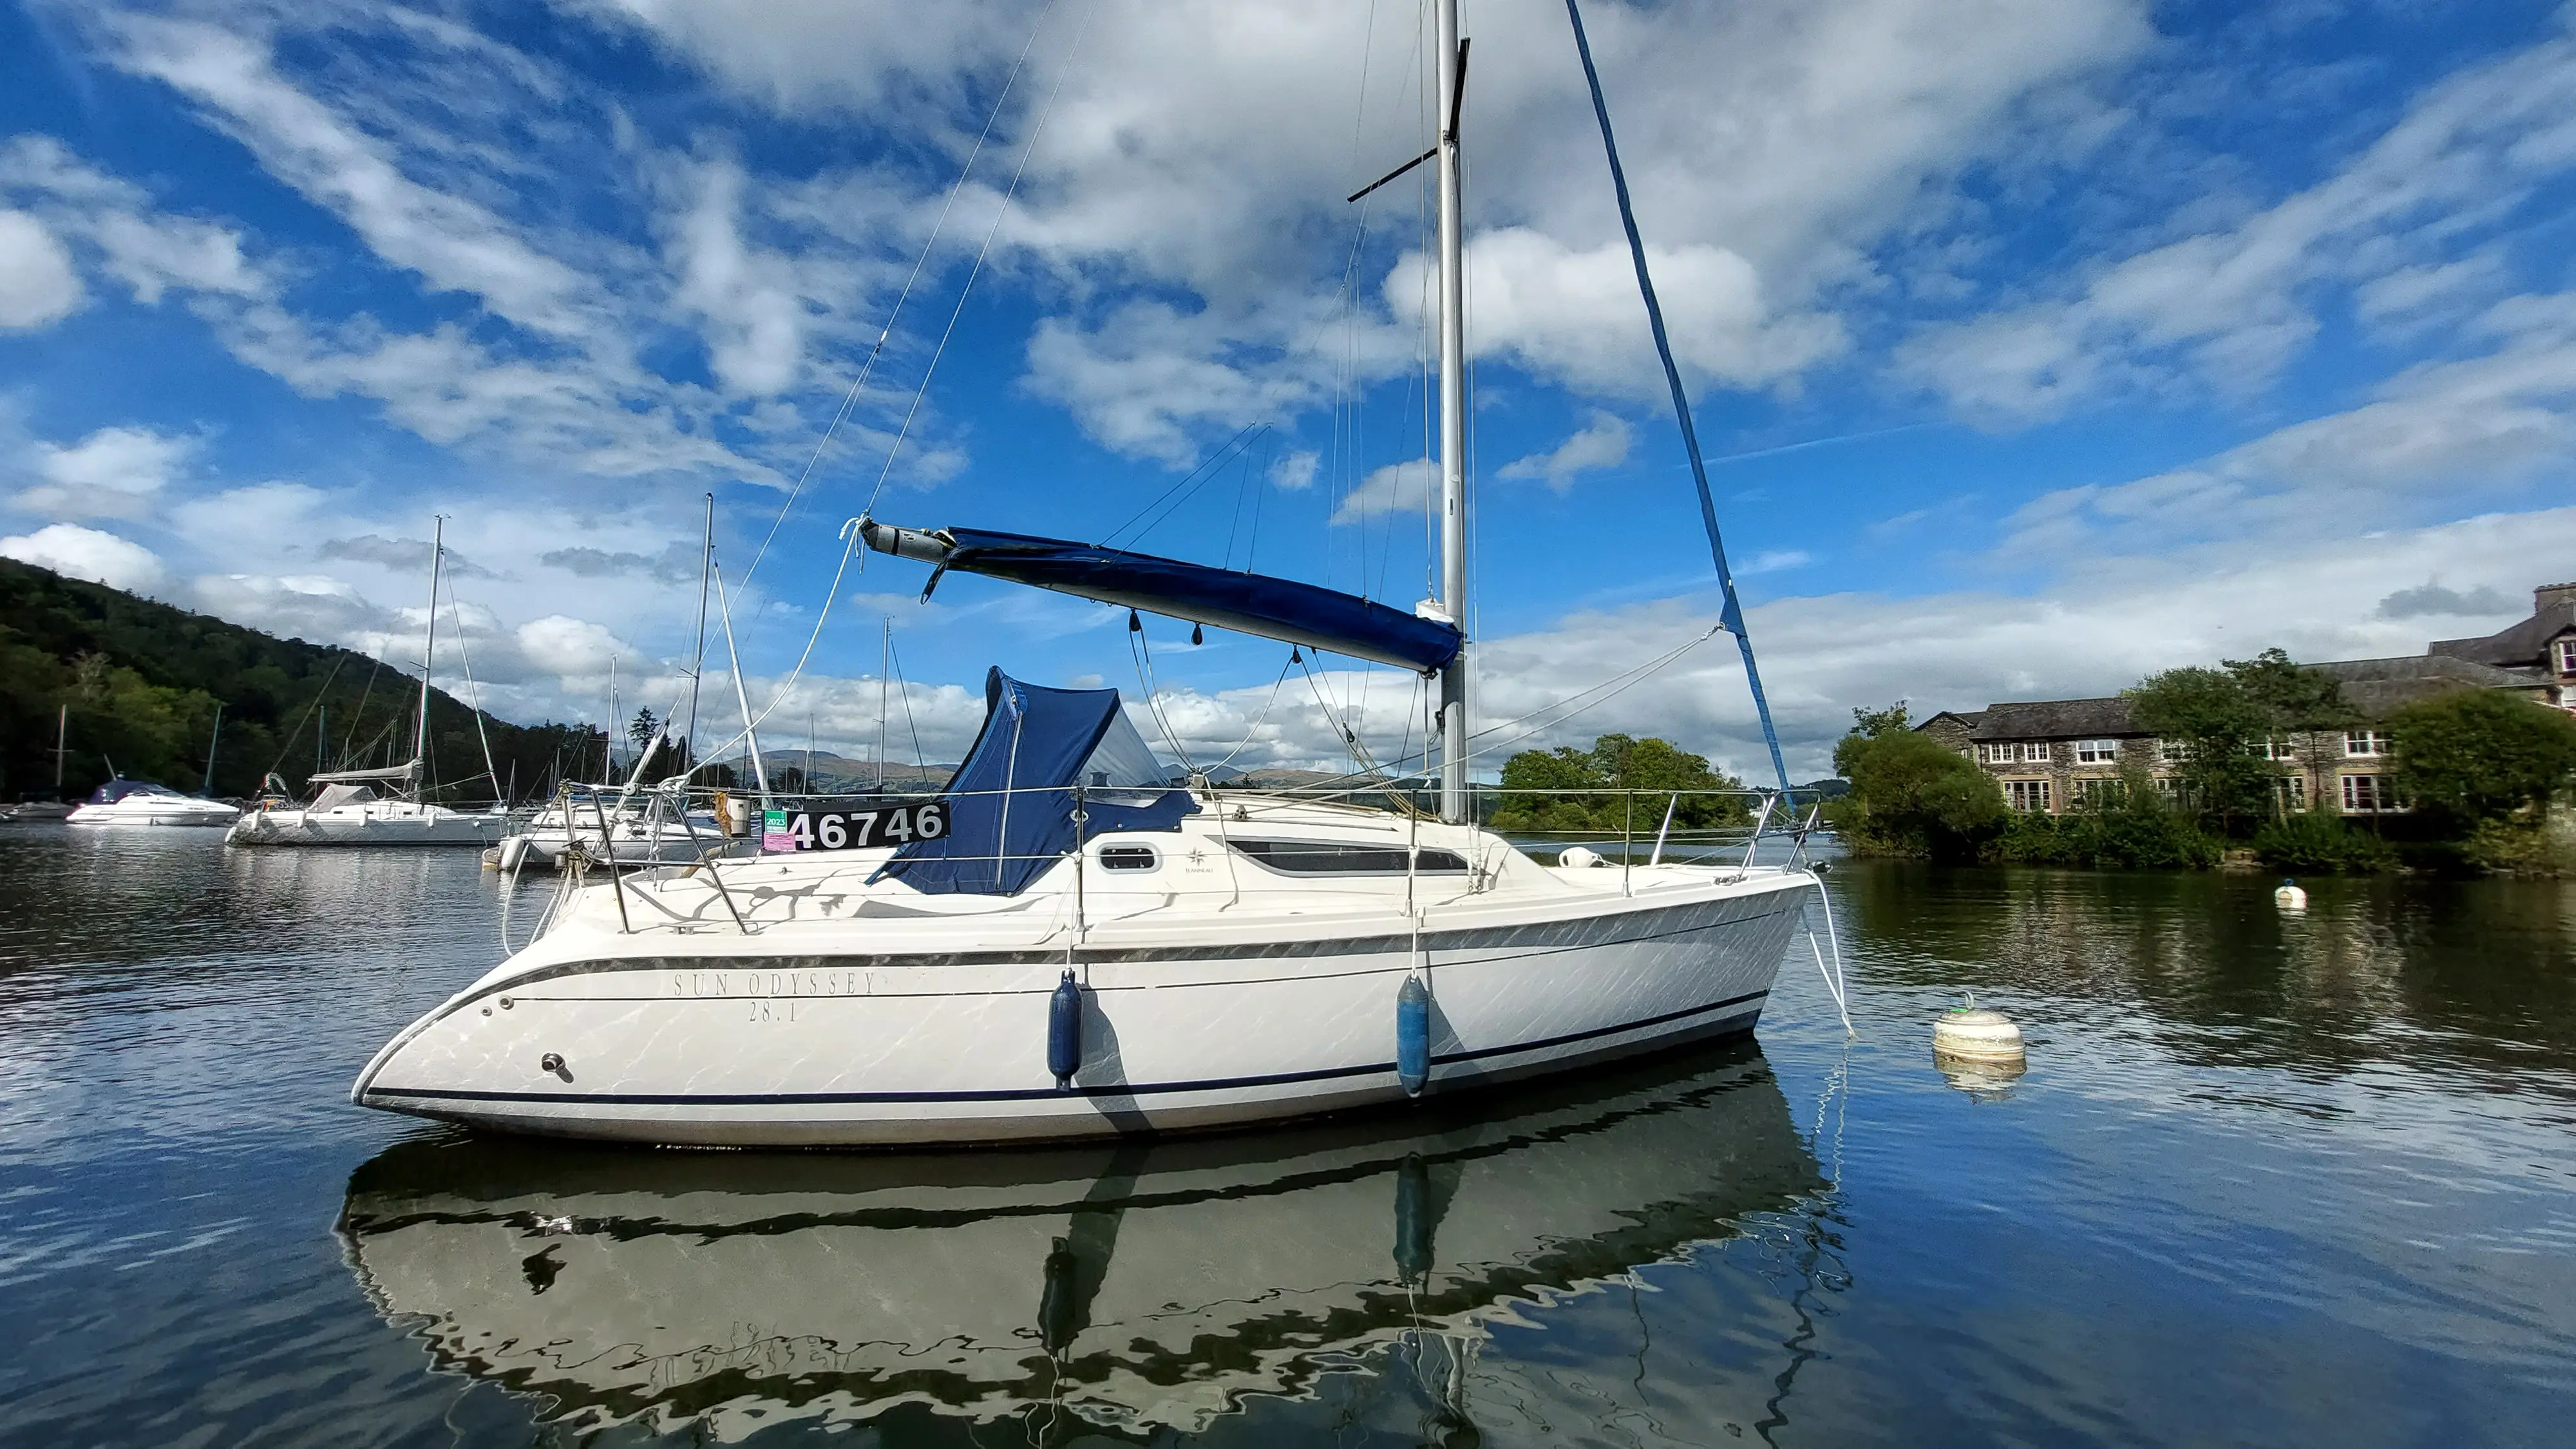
[1,832,2570,1445]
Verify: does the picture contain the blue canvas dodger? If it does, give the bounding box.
[873,668,1197,897]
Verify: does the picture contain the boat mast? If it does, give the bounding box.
[1435,0,1469,824]
[412,517,444,800]
[53,704,67,793]
[686,494,714,769]
[877,618,891,792]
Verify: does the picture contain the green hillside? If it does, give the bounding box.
[1,557,605,802]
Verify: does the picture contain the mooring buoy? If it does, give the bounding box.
[1933,994,2024,1065]
[2274,877,2307,911]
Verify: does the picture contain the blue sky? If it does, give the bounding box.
[6,0,2576,781]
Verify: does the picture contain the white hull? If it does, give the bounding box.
[227,802,506,847]
[338,1047,1817,1437]
[354,806,1819,1146]
[67,801,239,827]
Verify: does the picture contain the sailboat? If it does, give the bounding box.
[353,1,1832,1146]
[229,520,508,848]
[338,1047,1818,1439]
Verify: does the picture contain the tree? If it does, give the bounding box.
[2125,667,2275,832]
[2388,690,2576,830]
[1830,723,2003,861]
[2225,648,2357,735]
[1491,733,1750,835]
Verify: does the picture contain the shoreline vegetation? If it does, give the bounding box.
[1,558,612,803]
[1828,654,2576,878]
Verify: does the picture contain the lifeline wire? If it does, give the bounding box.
[1566,0,1790,792]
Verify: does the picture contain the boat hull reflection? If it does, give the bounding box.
[338,1043,1818,1438]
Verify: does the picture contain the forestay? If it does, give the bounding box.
[873,667,1195,896]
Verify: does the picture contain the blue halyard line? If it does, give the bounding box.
[1563,0,1792,793]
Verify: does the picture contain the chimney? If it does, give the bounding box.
[2539,582,2576,614]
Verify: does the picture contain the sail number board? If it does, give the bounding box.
[761,803,947,853]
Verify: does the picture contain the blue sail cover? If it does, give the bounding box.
[873,668,1197,896]
[920,527,1463,674]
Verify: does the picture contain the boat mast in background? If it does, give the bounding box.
[412,517,445,797]
[687,495,714,768]
[53,704,68,794]
[1435,0,1470,824]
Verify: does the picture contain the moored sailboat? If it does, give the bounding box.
[229,520,508,849]
[353,0,1835,1147]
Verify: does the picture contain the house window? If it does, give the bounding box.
[2157,738,2188,764]
[2257,738,2297,761]
[2005,779,2052,813]
[2340,773,2397,813]
[1980,742,2048,764]
[2070,777,2121,807]
[2557,639,2576,676]
[2154,776,2183,797]
[2275,775,2307,810]
[1976,743,2004,764]
[2074,739,2119,764]
[2023,742,2052,764]
[2344,730,2389,757]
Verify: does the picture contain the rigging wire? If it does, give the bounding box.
[1097,422,1270,551]
[1202,652,1300,773]
[860,0,1101,522]
[1126,620,1198,773]
[888,632,929,779]
[737,0,1059,594]
[689,0,1099,775]
[1566,0,1790,791]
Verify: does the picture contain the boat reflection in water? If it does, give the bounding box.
[337,1044,1819,1440]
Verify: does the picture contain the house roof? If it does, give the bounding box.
[1969,697,2141,741]
[2428,600,2576,668]
[2305,654,2544,717]
[1913,709,1985,730]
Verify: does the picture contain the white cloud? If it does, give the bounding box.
[1268,448,1318,491]
[667,156,807,395]
[106,17,592,339]
[14,425,195,520]
[2,135,267,308]
[2003,286,2576,554]
[1900,23,2576,422]
[1740,549,1813,575]
[0,209,83,328]
[515,614,639,681]
[1497,410,1630,491]
[1331,455,1434,525]
[1,522,164,591]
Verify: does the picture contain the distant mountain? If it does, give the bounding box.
[1,558,599,802]
[719,750,954,793]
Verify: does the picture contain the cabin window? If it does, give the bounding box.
[1227,840,1471,875]
[1097,844,1159,872]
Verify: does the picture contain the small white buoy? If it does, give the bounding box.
[1557,846,1603,869]
[1932,994,2025,1065]
[2274,877,2307,911]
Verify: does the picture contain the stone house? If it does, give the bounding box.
[1913,582,2576,817]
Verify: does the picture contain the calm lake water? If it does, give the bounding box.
[2,829,2571,1446]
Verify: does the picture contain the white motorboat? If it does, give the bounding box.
[354,1,1835,1147]
[65,778,240,828]
[338,1047,1818,1439]
[229,518,511,850]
